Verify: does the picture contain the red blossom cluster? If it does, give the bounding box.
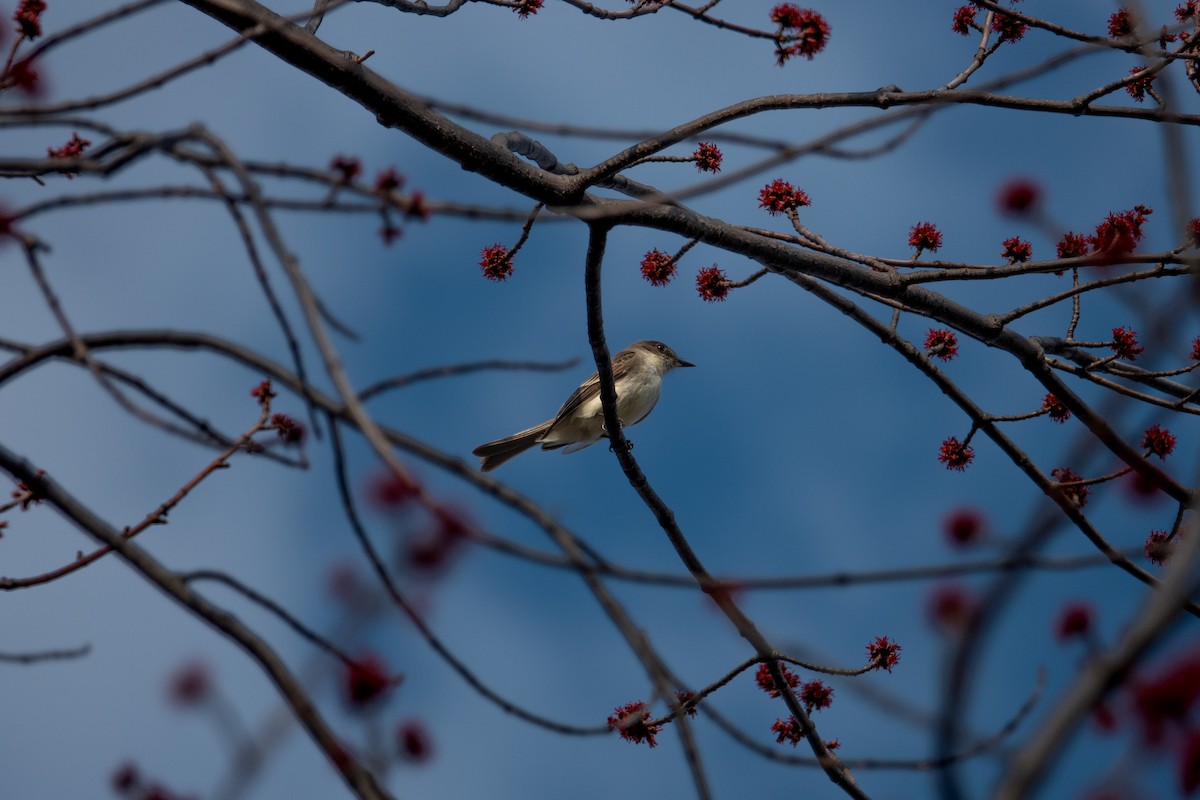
[1042,393,1071,423]
[167,660,211,707]
[758,178,811,215]
[799,680,833,713]
[754,661,800,698]
[3,58,41,97]
[908,221,943,254]
[770,5,830,64]
[997,178,1041,215]
[769,3,804,27]
[329,154,362,183]
[1125,469,1166,504]
[1126,66,1156,102]
[342,653,396,710]
[368,166,411,245]
[866,636,902,672]
[1051,466,1089,507]
[951,5,977,35]
[1055,603,1093,642]
[111,762,139,793]
[770,720,838,751]
[950,5,1026,42]
[396,720,434,762]
[1187,219,1200,249]
[1108,8,1134,38]
[250,379,276,408]
[270,412,304,445]
[607,700,661,747]
[405,190,430,221]
[771,715,805,746]
[695,265,730,302]
[405,505,472,573]
[12,469,46,510]
[1110,326,1144,361]
[1090,205,1152,257]
[943,507,986,547]
[693,142,722,173]
[14,0,45,40]
[1145,530,1173,566]
[512,0,542,17]
[1133,652,1200,749]
[1141,424,1177,459]
[367,467,422,508]
[1001,236,1032,264]
[479,243,514,281]
[924,328,959,361]
[675,690,699,717]
[374,168,405,194]
[47,132,90,162]
[991,10,1029,43]
[1056,231,1088,259]
[928,583,977,633]
[938,436,974,471]
[640,248,676,286]
[1047,206,1154,266]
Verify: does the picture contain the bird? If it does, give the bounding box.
[472,340,694,472]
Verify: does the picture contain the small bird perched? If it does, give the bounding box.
[473,340,694,472]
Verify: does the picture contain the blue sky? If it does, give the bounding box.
[3,2,1199,799]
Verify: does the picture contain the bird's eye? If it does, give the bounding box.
[656,343,665,352]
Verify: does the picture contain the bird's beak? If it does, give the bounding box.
[676,357,695,368]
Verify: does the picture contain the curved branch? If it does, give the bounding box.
[582,223,868,799]
[0,446,393,800]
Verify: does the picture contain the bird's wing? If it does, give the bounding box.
[550,349,634,424]
[550,370,600,424]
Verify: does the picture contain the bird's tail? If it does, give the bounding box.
[472,420,553,472]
